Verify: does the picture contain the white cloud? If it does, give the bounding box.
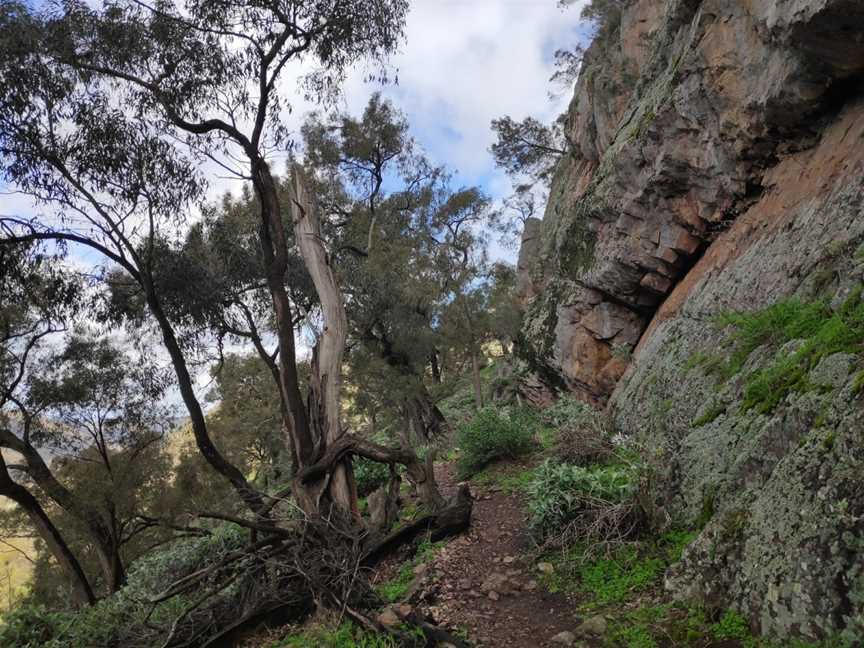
[334,0,590,262]
[1,1,591,254]
[372,1,585,177]
[270,1,589,192]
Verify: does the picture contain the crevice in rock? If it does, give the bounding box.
[818,71,864,121]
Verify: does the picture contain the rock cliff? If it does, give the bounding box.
[517,0,864,641]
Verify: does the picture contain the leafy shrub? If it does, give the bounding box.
[455,407,536,477]
[526,459,639,540]
[541,396,615,465]
[0,525,251,648]
[0,605,69,648]
[0,599,126,648]
[353,456,391,496]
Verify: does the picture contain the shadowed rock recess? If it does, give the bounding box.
[516,0,864,641]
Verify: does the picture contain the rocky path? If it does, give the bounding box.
[408,463,590,648]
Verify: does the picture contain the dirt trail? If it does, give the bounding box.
[411,463,580,647]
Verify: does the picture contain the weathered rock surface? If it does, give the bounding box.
[516,0,864,642]
[518,0,864,404]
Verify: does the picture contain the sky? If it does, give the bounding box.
[208,0,592,261]
[0,0,592,402]
[1,1,591,260]
[341,0,589,204]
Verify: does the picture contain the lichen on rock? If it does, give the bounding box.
[514,0,864,640]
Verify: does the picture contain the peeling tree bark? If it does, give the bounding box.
[289,166,357,519]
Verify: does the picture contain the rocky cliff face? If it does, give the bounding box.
[517,0,864,641]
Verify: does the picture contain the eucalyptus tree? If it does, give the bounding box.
[1,253,174,595]
[428,187,497,410]
[0,0,414,522]
[301,94,448,442]
[24,333,174,591]
[0,244,95,605]
[489,114,569,187]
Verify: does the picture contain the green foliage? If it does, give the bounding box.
[540,395,593,428]
[578,546,664,605]
[661,529,698,562]
[718,298,833,373]
[273,620,399,648]
[691,402,726,427]
[611,623,657,648]
[455,407,536,477]
[376,539,445,603]
[123,524,247,597]
[436,376,479,426]
[695,290,864,413]
[0,525,248,648]
[377,563,415,604]
[606,600,855,648]
[0,604,69,648]
[852,369,864,395]
[353,456,391,497]
[539,530,694,602]
[498,467,537,494]
[711,609,750,642]
[472,464,536,494]
[525,459,638,538]
[206,353,293,489]
[489,115,567,182]
[541,395,615,465]
[696,486,716,528]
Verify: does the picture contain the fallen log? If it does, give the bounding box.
[362,484,473,568]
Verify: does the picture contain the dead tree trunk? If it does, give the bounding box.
[396,423,445,512]
[429,350,442,383]
[289,166,357,519]
[403,386,448,443]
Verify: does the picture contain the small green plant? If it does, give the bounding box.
[376,539,445,603]
[274,620,399,648]
[526,459,639,539]
[498,467,537,494]
[713,289,864,413]
[473,464,536,494]
[610,604,680,647]
[606,601,852,648]
[538,530,695,603]
[661,529,698,562]
[711,609,751,642]
[611,624,657,648]
[376,563,415,604]
[692,402,725,427]
[455,407,536,477]
[578,546,664,605]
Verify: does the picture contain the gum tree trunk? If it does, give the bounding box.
[289,166,358,519]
